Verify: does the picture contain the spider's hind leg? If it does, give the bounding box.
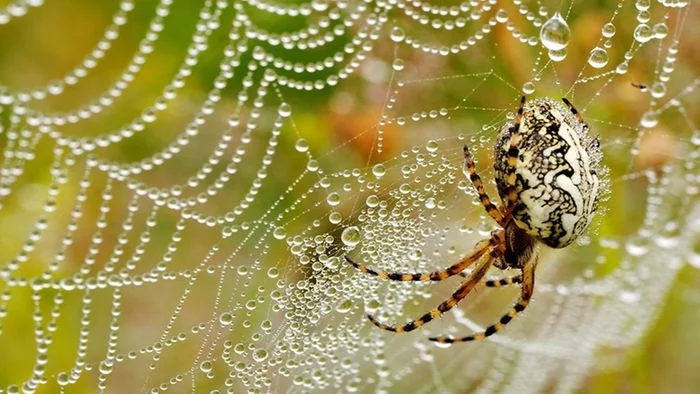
[462,145,505,225]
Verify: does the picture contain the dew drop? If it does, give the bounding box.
[326,192,341,206]
[365,195,379,208]
[615,62,629,75]
[539,12,570,51]
[390,26,406,42]
[341,226,361,247]
[273,226,287,240]
[548,48,567,62]
[278,102,292,118]
[392,58,404,71]
[267,267,279,278]
[522,81,536,94]
[329,211,342,224]
[200,361,213,373]
[335,299,353,313]
[633,24,653,43]
[602,22,616,38]
[588,47,609,69]
[252,349,268,362]
[295,138,309,152]
[219,312,234,326]
[425,140,439,153]
[432,341,452,349]
[650,82,666,98]
[640,112,658,128]
[372,163,386,178]
[653,23,668,39]
[57,372,71,386]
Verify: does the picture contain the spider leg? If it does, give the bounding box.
[561,97,589,131]
[459,271,522,288]
[429,253,536,343]
[366,249,497,333]
[505,96,526,208]
[463,145,505,225]
[484,275,522,288]
[345,237,494,282]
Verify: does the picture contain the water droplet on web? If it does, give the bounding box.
[326,192,341,206]
[634,24,653,43]
[365,195,379,208]
[57,372,70,386]
[200,361,213,373]
[636,0,651,11]
[295,138,309,152]
[266,267,279,278]
[640,112,658,128]
[273,226,286,240]
[392,58,404,71]
[522,82,536,94]
[390,26,405,42]
[425,140,439,153]
[602,22,616,38]
[615,62,629,75]
[341,226,361,247]
[408,249,423,261]
[372,163,386,178]
[548,48,567,62]
[424,198,436,209]
[653,22,669,39]
[539,12,570,51]
[329,211,342,224]
[432,341,452,349]
[650,82,666,98]
[219,312,234,326]
[335,299,353,313]
[252,349,268,362]
[278,102,292,118]
[588,47,609,68]
[366,299,382,313]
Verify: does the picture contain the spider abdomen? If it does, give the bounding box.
[494,98,604,248]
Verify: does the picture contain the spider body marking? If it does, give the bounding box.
[346,96,604,343]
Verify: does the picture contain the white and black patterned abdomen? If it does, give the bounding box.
[494,98,603,248]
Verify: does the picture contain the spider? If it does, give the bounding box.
[345,96,603,343]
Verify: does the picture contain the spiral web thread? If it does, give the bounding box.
[0,0,698,393]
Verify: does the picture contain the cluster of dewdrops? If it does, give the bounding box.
[259,138,492,391]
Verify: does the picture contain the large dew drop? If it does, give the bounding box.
[341,226,361,247]
[588,47,609,68]
[540,12,570,51]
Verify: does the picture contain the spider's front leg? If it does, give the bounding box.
[429,253,537,343]
[504,95,526,208]
[561,97,589,131]
[366,248,499,333]
[345,231,504,282]
[462,145,505,226]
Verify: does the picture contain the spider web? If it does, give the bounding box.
[0,0,698,393]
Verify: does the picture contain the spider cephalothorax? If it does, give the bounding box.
[346,96,604,343]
